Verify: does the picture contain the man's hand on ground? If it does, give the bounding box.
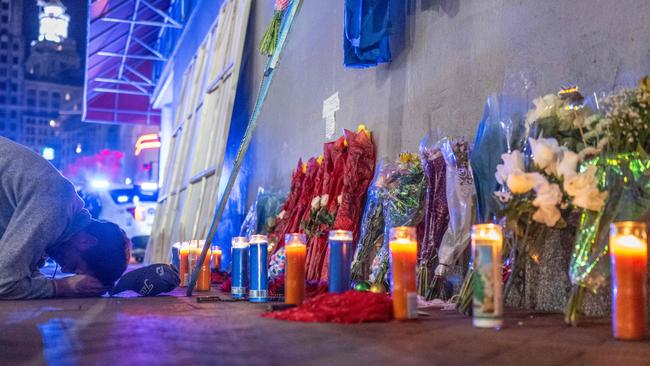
[54,275,109,298]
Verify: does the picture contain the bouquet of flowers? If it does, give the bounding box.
[305,137,348,281]
[428,137,475,300]
[351,161,385,281]
[259,0,291,56]
[566,77,650,325]
[498,87,609,305]
[417,135,449,297]
[369,152,426,289]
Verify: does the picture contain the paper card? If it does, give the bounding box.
[322,92,340,119]
[325,115,336,139]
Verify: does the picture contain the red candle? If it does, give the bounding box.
[610,222,648,341]
[389,227,418,320]
[285,233,307,305]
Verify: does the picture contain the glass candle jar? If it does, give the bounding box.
[471,224,503,329]
[610,221,648,341]
[328,230,354,293]
[389,227,418,320]
[249,235,269,302]
[285,233,307,305]
[231,237,250,299]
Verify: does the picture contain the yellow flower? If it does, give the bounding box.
[639,76,650,93]
[317,155,324,165]
[399,152,418,164]
[357,124,372,138]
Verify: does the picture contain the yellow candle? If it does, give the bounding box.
[285,233,307,305]
[610,222,648,341]
[471,224,503,329]
[212,246,222,272]
[389,227,418,320]
[179,242,190,287]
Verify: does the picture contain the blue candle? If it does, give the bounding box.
[249,235,269,302]
[328,230,354,293]
[231,237,249,299]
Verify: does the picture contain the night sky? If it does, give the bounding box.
[23,0,88,67]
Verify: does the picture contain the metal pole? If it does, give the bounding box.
[187,0,304,296]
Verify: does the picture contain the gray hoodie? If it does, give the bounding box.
[0,137,91,299]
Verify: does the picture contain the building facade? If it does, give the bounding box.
[0,0,24,142]
[0,0,119,171]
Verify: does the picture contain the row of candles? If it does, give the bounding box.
[178,220,647,340]
[178,240,223,291]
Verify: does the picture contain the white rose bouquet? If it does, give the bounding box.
[496,137,607,230]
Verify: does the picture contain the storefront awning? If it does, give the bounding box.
[84,0,179,126]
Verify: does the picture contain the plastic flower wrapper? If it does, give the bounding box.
[458,93,525,314]
[565,77,650,325]
[369,152,426,286]
[351,160,385,281]
[471,93,525,223]
[417,134,449,297]
[269,159,306,253]
[427,137,476,301]
[323,127,376,281]
[239,187,288,238]
[305,137,348,281]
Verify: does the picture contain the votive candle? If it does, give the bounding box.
[610,221,648,341]
[179,242,189,287]
[328,230,354,293]
[231,237,250,299]
[471,224,503,329]
[249,235,269,302]
[187,240,199,285]
[196,240,212,292]
[212,246,222,272]
[285,233,307,305]
[389,227,418,320]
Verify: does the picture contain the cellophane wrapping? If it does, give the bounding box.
[369,153,426,286]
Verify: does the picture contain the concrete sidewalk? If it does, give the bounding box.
[1,288,648,366]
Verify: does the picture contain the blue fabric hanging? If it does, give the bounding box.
[344,0,392,68]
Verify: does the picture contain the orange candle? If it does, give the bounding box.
[285,233,307,305]
[196,240,211,292]
[212,246,222,272]
[610,222,648,341]
[389,227,418,320]
[179,242,190,287]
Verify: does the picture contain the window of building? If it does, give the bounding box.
[10,83,16,92]
[0,95,5,104]
[52,92,61,109]
[9,110,15,118]
[1,16,7,24]
[9,96,15,104]
[11,56,17,64]
[0,122,4,130]
[39,91,48,108]
[0,55,6,63]
[9,123,16,131]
